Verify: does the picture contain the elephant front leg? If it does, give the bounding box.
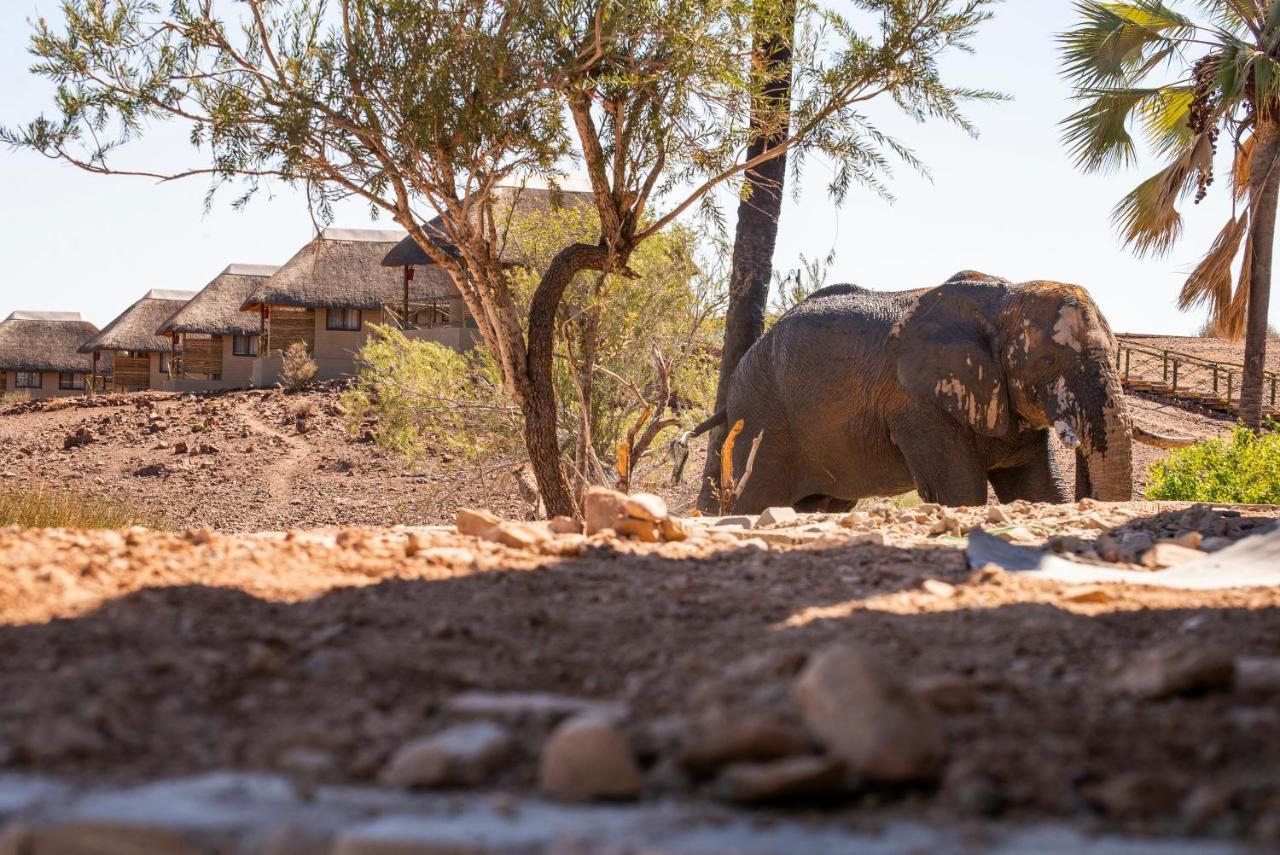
[890,414,989,507]
[988,430,1071,504]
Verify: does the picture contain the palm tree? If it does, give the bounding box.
[1060,1,1278,430]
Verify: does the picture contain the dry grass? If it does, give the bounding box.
[0,486,161,529]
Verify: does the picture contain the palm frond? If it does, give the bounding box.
[1060,1,1194,88]
[1222,231,1253,339]
[1139,85,1196,157]
[1111,131,1214,255]
[1179,213,1247,318]
[1061,88,1151,171]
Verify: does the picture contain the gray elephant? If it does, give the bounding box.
[686,271,1191,513]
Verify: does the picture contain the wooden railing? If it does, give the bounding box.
[1116,338,1278,418]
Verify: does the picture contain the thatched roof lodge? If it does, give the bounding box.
[241,228,468,385]
[0,311,105,399]
[157,265,278,391]
[80,289,197,391]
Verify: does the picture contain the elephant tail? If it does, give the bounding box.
[669,410,728,485]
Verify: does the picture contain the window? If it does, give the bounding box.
[159,352,171,374]
[232,334,259,356]
[15,371,41,389]
[326,307,362,331]
[58,372,85,391]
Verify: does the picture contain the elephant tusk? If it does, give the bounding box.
[1132,422,1197,449]
[1054,421,1080,449]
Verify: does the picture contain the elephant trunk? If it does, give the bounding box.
[1049,370,1133,502]
[1080,403,1133,502]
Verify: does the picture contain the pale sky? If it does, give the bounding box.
[1,1,1275,334]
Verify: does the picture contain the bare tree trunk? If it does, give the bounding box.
[1242,120,1279,431]
[525,241,612,517]
[698,0,795,511]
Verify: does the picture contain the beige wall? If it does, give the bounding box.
[1,370,89,400]
[253,304,476,387]
[164,335,257,392]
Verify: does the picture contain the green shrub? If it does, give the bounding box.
[0,486,160,529]
[1144,424,1280,504]
[341,326,519,463]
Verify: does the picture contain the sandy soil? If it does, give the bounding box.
[0,502,1278,843]
[0,383,1237,533]
[1,383,1277,845]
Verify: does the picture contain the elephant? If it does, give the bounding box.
[685,271,1192,513]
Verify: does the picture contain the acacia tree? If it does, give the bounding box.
[7,0,994,516]
[1060,1,1279,430]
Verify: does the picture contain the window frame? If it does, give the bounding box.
[326,307,362,332]
[15,371,41,389]
[58,372,85,391]
[231,334,259,357]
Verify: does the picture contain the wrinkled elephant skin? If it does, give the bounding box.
[712,271,1149,513]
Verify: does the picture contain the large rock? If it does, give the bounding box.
[584,487,628,535]
[791,644,945,783]
[381,722,512,788]
[538,715,643,801]
[456,508,503,538]
[1115,642,1235,699]
[624,493,668,522]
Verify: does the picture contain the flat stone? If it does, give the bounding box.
[716,756,845,804]
[381,723,513,788]
[757,506,798,528]
[913,675,979,713]
[677,714,810,778]
[494,522,548,550]
[623,493,667,522]
[548,516,582,535]
[792,644,945,783]
[445,692,625,723]
[1140,542,1205,569]
[538,716,642,802]
[1235,657,1280,693]
[1115,642,1235,699]
[456,508,502,538]
[921,579,957,598]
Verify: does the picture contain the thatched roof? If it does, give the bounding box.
[244,228,455,311]
[0,312,102,373]
[79,290,197,354]
[159,265,278,337]
[381,186,596,268]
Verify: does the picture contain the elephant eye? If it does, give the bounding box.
[1037,354,1054,369]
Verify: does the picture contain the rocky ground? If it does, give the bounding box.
[0,383,1240,532]
[0,493,1278,848]
[1,384,1278,850]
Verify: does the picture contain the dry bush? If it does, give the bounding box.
[279,341,317,391]
[0,486,160,529]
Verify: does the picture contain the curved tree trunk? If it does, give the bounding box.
[1242,120,1280,432]
[698,0,796,511]
[524,241,612,518]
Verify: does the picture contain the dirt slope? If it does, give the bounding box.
[0,384,1236,532]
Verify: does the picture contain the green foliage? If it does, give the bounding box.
[1144,424,1280,504]
[341,326,518,463]
[0,486,159,529]
[502,205,723,459]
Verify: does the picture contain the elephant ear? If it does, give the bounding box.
[893,280,1011,437]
